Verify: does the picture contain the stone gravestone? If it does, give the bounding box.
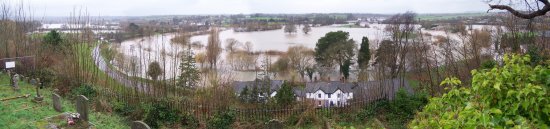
[12,74,19,91]
[131,121,151,129]
[76,95,89,121]
[266,119,283,129]
[52,93,62,112]
[33,79,44,103]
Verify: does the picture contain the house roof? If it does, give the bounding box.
[293,88,305,97]
[305,81,355,94]
[232,80,284,94]
[353,78,414,100]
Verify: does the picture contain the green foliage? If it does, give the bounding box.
[177,45,200,88]
[180,112,199,129]
[147,61,163,80]
[239,86,250,102]
[207,110,236,129]
[43,30,64,47]
[355,89,428,129]
[0,74,128,128]
[29,68,56,88]
[527,45,548,66]
[111,100,136,116]
[357,36,371,69]
[410,55,550,128]
[480,59,497,70]
[144,100,181,128]
[340,59,352,80]
[315,31,356,68]
[71,83,97,99]
[275,82,295,106]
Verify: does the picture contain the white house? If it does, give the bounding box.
[304,82,354,107]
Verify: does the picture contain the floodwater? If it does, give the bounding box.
[113,24,496,82]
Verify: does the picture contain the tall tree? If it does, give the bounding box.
[43,30,64,50]
[302,24,311,34]
[314,31,356,79]
[357,36,371,69]
[147,61,163,80]
[206,28,222,69]
[274,82,295,106]
[284,23,297,34]
[287,45,314,81]
[177,44,200,88]
[340,59,352,80]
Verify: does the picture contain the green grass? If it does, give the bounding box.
[0,73,129,129]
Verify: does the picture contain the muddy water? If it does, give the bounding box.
[113,24,496,82]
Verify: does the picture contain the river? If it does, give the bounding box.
[111,24,497,82]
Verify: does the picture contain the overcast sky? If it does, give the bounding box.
[8,0,490,16]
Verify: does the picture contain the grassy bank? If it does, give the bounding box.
[0,73,129,129]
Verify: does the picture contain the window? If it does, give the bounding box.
[328,93,331,98]
[318,101,321,105]
[338,93,341,98]
[318,94,321,98]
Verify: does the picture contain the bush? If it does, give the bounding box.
[207,110,236,129]
[29,68,56,87]
[71,83,97,99]
[354,89,428,129]
[410,55,550,128]
[144,100,181,128]
[480,59,497,69]
[111,100,136,116]
[180,113,199,129]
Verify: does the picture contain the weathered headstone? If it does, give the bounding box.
[52,93,62,112]
[266,119,283,129]
[131,121,151,129]
[76,95,89,121]
[32,78,44,103]
[12,74,19,91]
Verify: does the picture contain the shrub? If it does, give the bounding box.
[355,89,427,129]
[180,113,199,129]
[29,68,56,87]
[207,110,236,129]
[111,100,136,116]
[144,100,181,128]
[410,55,550,128]
[71,83,97,99]
[480,59,497,70]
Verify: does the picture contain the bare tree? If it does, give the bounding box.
[225,38,240,53]
[487,0,550,19]
[287,45,314,81]
[206,28,222,69]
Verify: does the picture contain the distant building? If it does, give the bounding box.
[304,81,354,107]
[233,79,285,102]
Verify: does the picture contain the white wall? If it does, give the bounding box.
[306,89,353,107]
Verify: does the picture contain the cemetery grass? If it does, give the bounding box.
[75,43,135,94]
[0,73,129,129]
